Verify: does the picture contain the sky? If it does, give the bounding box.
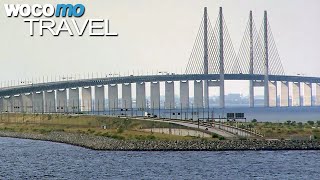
[0,0,319,96]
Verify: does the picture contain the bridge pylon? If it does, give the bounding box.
[203,7,225,108]
[203,7,209,109]
[218,7,225,108]
[263,11,270,107]
[249,11,254,108]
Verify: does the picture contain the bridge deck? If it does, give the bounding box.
[0,74,319,96]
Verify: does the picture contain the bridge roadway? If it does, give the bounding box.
[0,74,319,96]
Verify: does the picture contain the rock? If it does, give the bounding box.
[0,131,320,151]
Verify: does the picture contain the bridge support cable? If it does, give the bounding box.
[185,7,240,76]
[237,10,285,107]
[185,7,240,108]
[185,18,205,74]
[260,21,285,76]
[258,11,285,107]
[237,12,265,75]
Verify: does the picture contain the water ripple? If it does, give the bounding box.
[0,137,319,179]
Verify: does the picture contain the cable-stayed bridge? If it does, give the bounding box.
[0,7,319,121]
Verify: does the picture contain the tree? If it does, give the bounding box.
[307,121,315,126]
[248,124,254,128]
[251,119,257,123]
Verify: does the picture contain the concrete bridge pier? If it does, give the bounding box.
[150,82,160,109]
[44,90,56,113]
[292,82,301,106]
[194,80,203,108]
[268,81,277,107]
[303,82,312,106]
[22,93,33,113]
[280,81,289,107]
[33,92,43,113]
[12,95,23,113]
[207,80,221,107]
[108,84,118,110]
[3,97,12,112]
[0,97,2,113]
[68,88,80,113]
[165,81,175,109]
[56,89,67,113]
[136,82,146,110]
[122,83,132,109]
[249,81,254,107]
[252,81,264,107]
[95,85,105,112]
[82,87,92,112]
[180,81,189,109]
[315,84,320,106]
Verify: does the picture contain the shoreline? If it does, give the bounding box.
[0,131,320,151]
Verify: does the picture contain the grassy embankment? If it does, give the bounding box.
[225,120,320,140]
[0,113,218,140]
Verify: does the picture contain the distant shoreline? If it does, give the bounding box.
[0,131,320,151]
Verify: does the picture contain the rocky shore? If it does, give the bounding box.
[0,131,320,151]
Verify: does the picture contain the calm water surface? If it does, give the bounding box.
[0,137,319,179]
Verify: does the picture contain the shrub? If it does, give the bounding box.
[248,124,254,128]
[239,137,247,140]
[87,129,95,134]
[37,128,52,134]
[307,121,315,126]
[266,129,272,134]
[218,136,225,140]
[110,134,125,140]
[95,132,102,136]
[101,132,111,137]
[146,135,156,140]
[239,124,245,129]
[117,127,124,134]
[212,133,219,138]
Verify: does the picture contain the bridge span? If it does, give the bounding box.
[0,73,319,115]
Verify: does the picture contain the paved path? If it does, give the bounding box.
[131,117,265,138]
[132,117,237,138]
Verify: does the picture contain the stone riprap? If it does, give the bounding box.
[0,131,319,151]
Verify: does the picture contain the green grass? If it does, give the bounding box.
[224,120,320,140]
[0,113,216,140]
